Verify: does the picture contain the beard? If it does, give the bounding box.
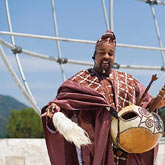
[100,61,113,74]
[94,59,114,76]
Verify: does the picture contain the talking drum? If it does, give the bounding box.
[110,105,164,153]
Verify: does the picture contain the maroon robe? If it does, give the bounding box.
[41,69,158,165]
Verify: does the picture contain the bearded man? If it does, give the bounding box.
[41,31,163,165]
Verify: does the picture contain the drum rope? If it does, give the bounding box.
[116,117,120,147]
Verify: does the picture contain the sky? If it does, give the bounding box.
[0,0,165,111]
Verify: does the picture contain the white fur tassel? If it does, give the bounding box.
[52,112,91,148]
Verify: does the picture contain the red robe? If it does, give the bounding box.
[41,69,158,165]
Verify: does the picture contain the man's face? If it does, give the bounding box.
[94,42,115,74]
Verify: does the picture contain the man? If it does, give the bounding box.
[41,31,163,165]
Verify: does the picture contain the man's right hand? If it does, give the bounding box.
[41,103,61,118]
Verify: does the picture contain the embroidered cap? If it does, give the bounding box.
[96,30,116,46]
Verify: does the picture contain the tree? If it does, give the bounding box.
[158,106,165,137]
[6,108,44,138]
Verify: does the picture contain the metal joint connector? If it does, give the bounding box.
[12,45,22,54]
[161,66,165,71]
[57,57,68,64]
[146,0,158,5]
[113,63,120,69]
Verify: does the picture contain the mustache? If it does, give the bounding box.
[101,59,110,63]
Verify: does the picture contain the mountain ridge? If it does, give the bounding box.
[0,94,28,138]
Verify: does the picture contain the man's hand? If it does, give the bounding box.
[41,103,61,118]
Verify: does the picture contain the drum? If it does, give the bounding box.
[110,105,164,153]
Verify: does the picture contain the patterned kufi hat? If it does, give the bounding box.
[96,30,116,46]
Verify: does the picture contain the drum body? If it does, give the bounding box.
[110,105,164,153]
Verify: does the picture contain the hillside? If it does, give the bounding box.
[0,95,28,138]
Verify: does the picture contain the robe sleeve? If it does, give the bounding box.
[41,80,110,133]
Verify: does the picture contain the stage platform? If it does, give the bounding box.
[0,138,164,165]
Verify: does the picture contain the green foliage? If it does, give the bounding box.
[0,115,8,138]
[158,106,165,137]
[6,108,44,138]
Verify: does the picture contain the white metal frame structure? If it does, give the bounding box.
[0,0,165,114]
